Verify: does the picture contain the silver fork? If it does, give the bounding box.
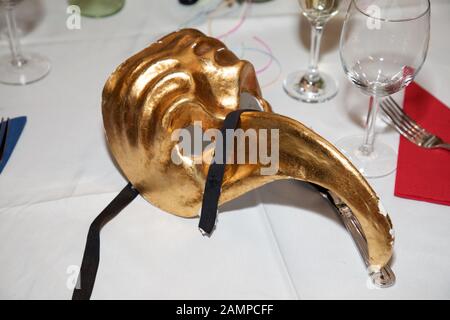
[380,97,450,151]
[0,117,10,162]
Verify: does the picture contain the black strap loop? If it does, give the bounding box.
[72,183,139,300]
[199,109,259,236]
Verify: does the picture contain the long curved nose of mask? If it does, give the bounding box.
[217,111,394,271]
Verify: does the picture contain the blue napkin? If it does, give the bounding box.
[0,116,27,174]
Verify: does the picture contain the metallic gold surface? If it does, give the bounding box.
[102,29,394,270]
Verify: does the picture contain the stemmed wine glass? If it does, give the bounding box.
[0,0,51,85]
[337,0,430,178]
[284,0,342,103]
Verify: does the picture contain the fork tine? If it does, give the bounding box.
[381,102,422,144]
[381,97,446,149]
[380,101,417,142]
[382,99,426,140]
[384,99,420,135]
[386,97,426,135]
[380,101,412,136]
[386,101,422,138]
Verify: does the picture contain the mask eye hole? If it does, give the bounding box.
[177,124,213,159]
[214,48,239,66]
[194,41,213,56]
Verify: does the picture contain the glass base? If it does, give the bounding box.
[335,135,397,178]
[0,53,51,85]
[69,0,125,18]
[283,70,338,103]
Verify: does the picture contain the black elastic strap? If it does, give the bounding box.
[199,109,258,236]
[72,183,139,300]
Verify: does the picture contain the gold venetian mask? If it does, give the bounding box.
[102,29,394,273]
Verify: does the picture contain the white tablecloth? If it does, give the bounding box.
[1,0,449,299]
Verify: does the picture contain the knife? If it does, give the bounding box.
[311,183,396,288]
[0,118,9,163]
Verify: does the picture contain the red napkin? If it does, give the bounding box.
[395,82,450,206]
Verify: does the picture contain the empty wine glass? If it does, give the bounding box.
[284,0,343,103]
[0,0,51,85]
[337,0,430,178]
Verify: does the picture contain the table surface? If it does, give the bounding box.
[1,0,449,300]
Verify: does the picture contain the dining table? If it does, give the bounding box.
[0,0,449,299]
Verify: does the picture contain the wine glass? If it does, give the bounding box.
[0,0,51,85]
[284,0,342,103]
[68,0,125,18]
[337,0,430,178]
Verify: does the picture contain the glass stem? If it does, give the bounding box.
[360,96,379,156]
[306,24,324,82]
[4,5,25,67]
